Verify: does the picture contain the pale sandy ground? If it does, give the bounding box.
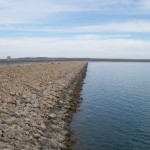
[0,62,87,150]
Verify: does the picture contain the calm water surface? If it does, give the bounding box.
[71,63,150,150]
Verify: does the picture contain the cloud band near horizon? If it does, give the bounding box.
[0,0,150,58]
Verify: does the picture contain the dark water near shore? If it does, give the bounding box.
[71,63,150,150]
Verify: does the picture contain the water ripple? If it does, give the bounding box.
[72,63,150,150]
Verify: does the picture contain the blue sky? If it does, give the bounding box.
[0,0,150,58]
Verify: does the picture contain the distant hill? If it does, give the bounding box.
[1,57,150,63]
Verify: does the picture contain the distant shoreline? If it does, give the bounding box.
[1,57,150,63]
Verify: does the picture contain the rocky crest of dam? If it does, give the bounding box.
[0,62,87,150]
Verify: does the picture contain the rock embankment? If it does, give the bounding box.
[0,62,87,150]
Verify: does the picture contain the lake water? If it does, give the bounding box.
[71,63,150,150]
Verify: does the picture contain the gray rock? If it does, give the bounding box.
[2,117,17,125]
[14,111,21,118]
[25,118,30,122]
[59,100,64,104]
[15,100,20,106]
[40,122,46,131]
[9,91,15,96]
[1,148,12,150]
[0,141,14,149]
[61,130,68,136]
[49,113,57,119]
[32,113,37,117]
[0,130,2,137]
[33,101,38,107]
[34,133,41,139]
[48,139,59,149]
[20,108,29,116]
[51,125,61,132]
[38,136,47,144]
[22,94,27,99]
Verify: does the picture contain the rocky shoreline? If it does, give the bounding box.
[0,62,87,150]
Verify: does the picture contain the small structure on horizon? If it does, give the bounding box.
[7,56,11,62]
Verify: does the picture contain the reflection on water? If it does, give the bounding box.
[71,62,150,150]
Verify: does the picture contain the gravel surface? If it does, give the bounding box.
[0,62,87,150]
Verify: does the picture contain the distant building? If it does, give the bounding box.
[7,56,11,62]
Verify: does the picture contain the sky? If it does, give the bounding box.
[0,0,150,59]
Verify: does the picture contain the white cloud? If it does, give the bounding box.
[0,0,76,24]
[0,0,149,24]
[0,20,150,33]
[0,0,7,4]
[139,0,150,11]
[73,34,131,40]
[70,21,150,33]
[0,37,150,59]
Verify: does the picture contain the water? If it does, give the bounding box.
[71,63,150,150]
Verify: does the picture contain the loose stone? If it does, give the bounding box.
[0,62,87,149]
